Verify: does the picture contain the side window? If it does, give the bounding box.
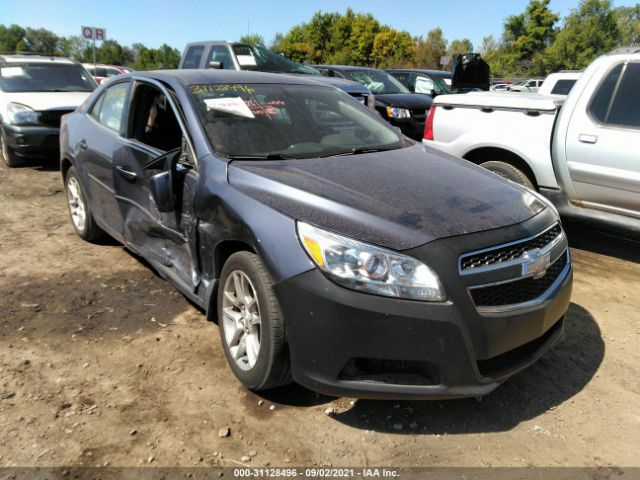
[89,93,105,122]
[95,82,129,133]
[182,46,204,69]
[590,64,624,124]
[208,46,234,69]
[605,63,640,128]
[390,72,410,88]
[415,75,436,94]
[129,84,183,152]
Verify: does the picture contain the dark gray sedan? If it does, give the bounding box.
[59,70,572,399]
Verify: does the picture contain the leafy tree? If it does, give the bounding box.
[23,27,60,55]
[371,28,413,68]
[479,35,498,57]
[239,34,265,46]
[449,38,474,55]
[61,35,92,62]
[547,0,619,70]
[615,5,640,46]
[0,24,26,53]
[414,28,448,68]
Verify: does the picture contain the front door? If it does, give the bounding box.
[565,61,640,218]
[112,81,200,291]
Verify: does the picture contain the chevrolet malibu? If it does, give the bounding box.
[60,70,572,399]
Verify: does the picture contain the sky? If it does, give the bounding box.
[1,0,637,52]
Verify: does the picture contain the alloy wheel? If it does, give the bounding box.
[67,176,87,233]
[221,270,262,370]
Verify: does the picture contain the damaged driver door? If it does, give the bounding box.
[112,80,201,296]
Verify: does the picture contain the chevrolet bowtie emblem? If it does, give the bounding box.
[522,248,551,279]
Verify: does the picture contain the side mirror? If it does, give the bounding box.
[209,61,223,69]
[149,171,174,212]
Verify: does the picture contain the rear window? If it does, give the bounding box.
[550,79,577,96]
[182,46,204,69]
[0,63,96,93]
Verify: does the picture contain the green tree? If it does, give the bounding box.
[61,35,92,62]
[154,44,180,69]
[0,24,26,53]
[615,5,640,46]
[239,34,265,46]
[548,0,619,70]
[371,28,414,68]
[23,27,60,55]
[414,28,448,69]
[449,38,473,55]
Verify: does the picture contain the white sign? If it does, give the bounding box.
[440,56,450,66]
[236,55,257,67]
[204,97,255,118]
[81,26,107,41]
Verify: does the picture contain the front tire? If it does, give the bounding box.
[1,130,23,168]
[480,160,535,190]
[217,251,291,391]
[65,166,104,241]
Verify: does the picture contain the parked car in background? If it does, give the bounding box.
[313,65,433,140]
[60,69,571,399]
[178,41,374,108]
[490,81,512,91]
[508,78,544,93]
[83,64,133,85]
[424,47,640,233]
[386,69,451,97]
[537,71,582,98]
[0,55,96,167]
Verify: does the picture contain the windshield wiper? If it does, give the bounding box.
[320,146,400,157]
[226,153,298,160]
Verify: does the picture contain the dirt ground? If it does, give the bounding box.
[1,158,639,470]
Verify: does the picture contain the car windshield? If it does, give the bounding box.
[345,69,410,94]
[231,44,319,75]
[0,63,96,92]
[191,83,407,160]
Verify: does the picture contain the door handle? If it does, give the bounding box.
[78,139,88,150]
[115,165,137,182]
[578,134,598,144]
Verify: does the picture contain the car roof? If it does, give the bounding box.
[313,65,384,72]
[0,54,77,65]
[126,69,336,88]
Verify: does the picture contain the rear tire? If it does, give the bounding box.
[480,160,535,190]
[217,251,291,391]
[1,130,23,168]
[64,166,105,241]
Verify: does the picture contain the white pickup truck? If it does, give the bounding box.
[424,47,640,233]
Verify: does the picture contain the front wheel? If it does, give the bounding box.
[217,251,291,391]
[1,130,23,168]
[480,160,535,190]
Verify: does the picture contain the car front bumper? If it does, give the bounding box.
[275,210,572,400]
[1,123,61,159]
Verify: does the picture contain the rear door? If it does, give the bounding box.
[565,61,640,217]
[112,80,201,291]
[76,80,130,232]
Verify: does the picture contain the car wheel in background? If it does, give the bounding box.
[65,166,104,241]
[1,130,23,168]
[480,160,535,190]
[217,251,291,391]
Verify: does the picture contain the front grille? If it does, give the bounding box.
[470,252,568,308]
[38,109,74,127]
[461,223,562,271]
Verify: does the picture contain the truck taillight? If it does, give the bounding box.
[424,106,436,141]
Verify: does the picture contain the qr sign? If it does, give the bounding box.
[81,26,107,41]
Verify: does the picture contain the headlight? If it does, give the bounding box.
[7,103,39,125]
[386,106,411,119]
[297,222,445,302]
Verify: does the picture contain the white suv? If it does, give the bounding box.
[0,55,96,167]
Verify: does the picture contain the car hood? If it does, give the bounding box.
[227,144,546,250]
[374,93,433,109]
[4,91,91,111]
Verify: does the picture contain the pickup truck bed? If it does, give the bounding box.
[427,92,563,189]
